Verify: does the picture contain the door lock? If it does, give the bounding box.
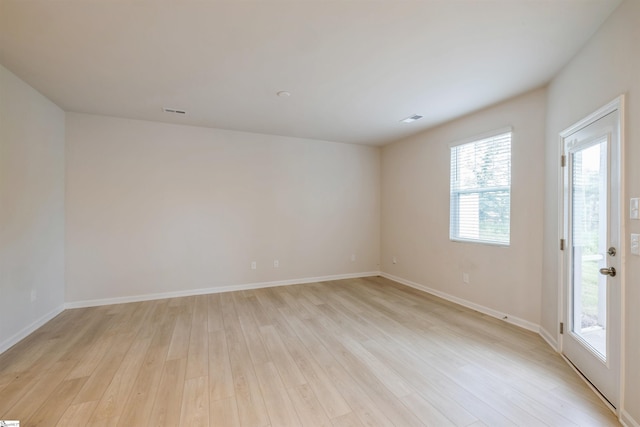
[608,247,616,257]
[599,267,616,277]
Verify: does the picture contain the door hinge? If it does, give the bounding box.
[560,322,564,334]
[560,239,565,250]
[561,155,566,167]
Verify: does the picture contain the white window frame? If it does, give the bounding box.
[449,127,512,246]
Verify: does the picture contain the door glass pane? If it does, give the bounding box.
[571,139,607,359]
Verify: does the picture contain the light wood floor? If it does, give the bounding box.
[0,276,620,426]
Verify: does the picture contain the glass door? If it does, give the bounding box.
[562,102,621,410]
[570,138,608,358]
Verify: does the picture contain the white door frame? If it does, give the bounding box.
[557,94,625,416]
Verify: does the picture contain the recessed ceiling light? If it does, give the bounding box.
[277,91,291,98]
[162,107,187,115]
[400,114,423,123]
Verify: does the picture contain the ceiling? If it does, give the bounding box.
[0,0,622,146]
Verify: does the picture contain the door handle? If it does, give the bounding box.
[599,267,616,277]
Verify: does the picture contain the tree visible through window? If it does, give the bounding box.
[450,131,511,245]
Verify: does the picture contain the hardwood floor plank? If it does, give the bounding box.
[148,357,187,427]
[440,364,548,426]
[457,364,581,427]
[0,277,620,426]
[234,294,271,367]
[3,359,77,420]
[400,392,456,427]
[276,309,352,420]
[0,369,40,416]
[547,385,620,426]
[308,301,413,399]
[209,330,235,401]
[88,337,152,423]
[303,283,329,306]
[334,282,552,425]
[73,331,136,404]
[279,288,314,320]
[167,306,193,361]
[105,302,146,336]
[254,361,302,427]
[186,296,210,379]
[118,310,176,426]
[207,293,224,332]
[66,333,118,380]
[282,308,395,427]
[330,412,364,427]
[259,324,306,388]
[88,415,120,426]
[221,292,270,427]
[0,370,19,394]
[356,318,515,426]
[180,375,210,427]
[25,377,87,427]
[137,299,170,339]
[287,383,332,427]
[0,312,73,373]
[56,401,99,427]
[245,293,274,327]
[0,312,107,416]
[210,397,241,427]
[303,315,424,427]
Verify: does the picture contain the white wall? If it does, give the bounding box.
[381,88,546,327]
[0,64,66,352]
[543,0,639,423]
[65,113,380,304]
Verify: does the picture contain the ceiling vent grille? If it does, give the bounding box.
[162,107,187,115]
[400,114,423,123]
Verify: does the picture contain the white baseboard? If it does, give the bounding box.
[64,271,382,309]
[0,304,65,354]
[539,326,559,351]
[621,409,640,427]
[380,272,540,333]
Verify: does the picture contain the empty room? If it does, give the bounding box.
[1,0,639,426]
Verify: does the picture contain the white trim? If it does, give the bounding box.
[64,271,381,309]
[558,94,625,413]
[0,304,65,354]
[618,94,627,421]
[560,97,622,138]
[450,237,510,247]
[448,126,513,148]
[621,409,640,427]
[380,272,539,333]
[557,115,566,357]
[539,327,558,351]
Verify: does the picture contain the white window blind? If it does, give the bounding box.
[450,131,511,245]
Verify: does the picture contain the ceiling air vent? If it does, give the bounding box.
[400,114,423,123]
[162,107,187,115]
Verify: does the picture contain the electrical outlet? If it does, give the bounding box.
[463,273,470,284]
[274,260,279,268]
[351,254,356,262]
[30,289,37,302]
[251,261,257,270]
[392,256,397,264]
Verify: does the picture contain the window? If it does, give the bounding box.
[450,130,511,245]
